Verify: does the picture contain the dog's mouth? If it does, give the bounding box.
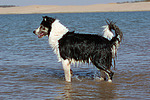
[33,28,48,38]
[33,31,47,38]
[38,33,45,38]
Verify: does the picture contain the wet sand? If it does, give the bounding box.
[0,2,150,14]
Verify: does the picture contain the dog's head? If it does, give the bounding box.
[33,16,55,38]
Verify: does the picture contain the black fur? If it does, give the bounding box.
[41,16,55,36]
[59,31,114,79]
[34,16,123,81]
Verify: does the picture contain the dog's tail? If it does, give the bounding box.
[106,20,123,69]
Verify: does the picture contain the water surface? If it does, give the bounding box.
[0,12,150,99]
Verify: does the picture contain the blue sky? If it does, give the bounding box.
[0,0,136,6]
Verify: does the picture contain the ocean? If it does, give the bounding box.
[0,11,150,99]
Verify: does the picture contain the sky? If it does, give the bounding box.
[0,0,136,6]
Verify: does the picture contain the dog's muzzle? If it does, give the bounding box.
[33,29,45,38]
[33,30,35,34]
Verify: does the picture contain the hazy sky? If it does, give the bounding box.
[0,0,136,6]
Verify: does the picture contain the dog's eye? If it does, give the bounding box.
[40,26,45,30]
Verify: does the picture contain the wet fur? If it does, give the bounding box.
[33,16,123,82]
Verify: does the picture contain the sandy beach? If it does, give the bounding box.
[0,2,150,14]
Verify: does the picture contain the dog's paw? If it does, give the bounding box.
[108,79,112,83]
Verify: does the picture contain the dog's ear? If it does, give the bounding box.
[42,16,47,21]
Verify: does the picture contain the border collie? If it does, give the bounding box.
[33,16,123,82]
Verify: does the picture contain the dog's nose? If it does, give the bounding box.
[33,30,35,34]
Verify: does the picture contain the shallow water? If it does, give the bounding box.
[0,12,150,99]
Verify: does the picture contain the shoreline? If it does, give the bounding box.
[0,2,150,14]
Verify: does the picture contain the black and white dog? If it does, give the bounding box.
[33,16,123,82]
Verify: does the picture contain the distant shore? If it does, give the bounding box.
[0,2,150,14]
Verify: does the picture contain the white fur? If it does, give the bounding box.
[112,45,116,58]
[48,21,116,82]
[35,26,40,35]
[34,25,48,36]
[102,25,121,59]
[48,20,71,82]
[62,59,71,82]
[112,36,121,58]
[49,20,69,62]
[103,25,114,40]
[69,58,91,67]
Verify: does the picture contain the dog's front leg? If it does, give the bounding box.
[62,59,71,82]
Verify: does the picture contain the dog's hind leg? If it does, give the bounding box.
[104,71,113,82]
[92,60,114,82]
[101,69,114,82]
[70,69,73,76]
[62,59,71,82]
[100,70,106,81]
